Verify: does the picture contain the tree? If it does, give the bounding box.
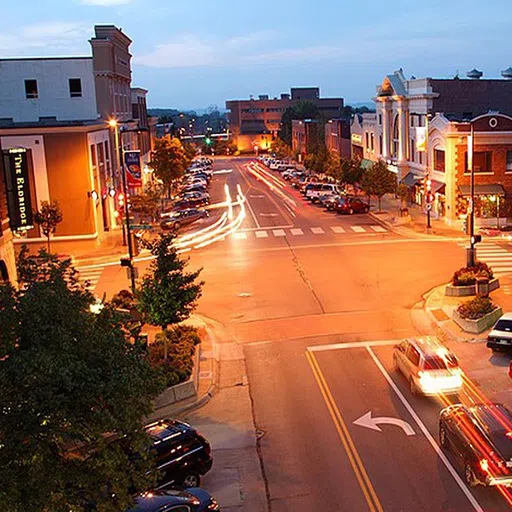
[182,142,197,160]
[0,247,164,512]
[279,100,320,145]
[360,160,397,212]
[271,138,292,159]
[130,183,163,223]
[396,183,410,209]
[33,200,63,252]
[137,233,203,361]
[324,152,341,181]
[148,136,192,197]
[340,159,363,187]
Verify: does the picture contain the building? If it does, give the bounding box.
[226,87,343,152]
[292,119,320,161]
[324,118,351,159]
[0,25,152,253]
[0,144,16,284]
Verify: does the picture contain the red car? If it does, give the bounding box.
[334,196,370,214]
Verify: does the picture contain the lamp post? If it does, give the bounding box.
[109,119,136,293]
[468,122,476,267]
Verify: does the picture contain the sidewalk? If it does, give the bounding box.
[369,194,466,239]
[422,275,512,409]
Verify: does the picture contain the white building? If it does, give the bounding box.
[0,57,98,123]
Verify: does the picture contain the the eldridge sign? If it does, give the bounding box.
[2,148,34,231]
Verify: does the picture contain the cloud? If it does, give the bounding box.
[81,0,133,5]
[0,21,90,55]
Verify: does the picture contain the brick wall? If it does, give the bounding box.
[0,154,7,236]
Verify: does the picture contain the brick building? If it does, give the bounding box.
[226,87,343,152]
[292,119,321,161]
[325,119,351,159]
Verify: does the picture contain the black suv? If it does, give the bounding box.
[128,490,219,512]
[439,403,512,487]
[145,420,213,489]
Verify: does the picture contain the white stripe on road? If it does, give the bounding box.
[311,227,325,235]
[233,232,247,240]
[370,225,387,233]
[494,268,512,273]
[255,231,268,238]
[290,228,304,236]
[331,226,346,234]
[478,256,512,261]
[366,347,484,512]
[273,229,286,237]
[351,226,366,233]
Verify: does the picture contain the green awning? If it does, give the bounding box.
[361,159,373,170]
[459,184,505,196]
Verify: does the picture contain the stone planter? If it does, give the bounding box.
[445,278,500,297]
[452,306,503,334]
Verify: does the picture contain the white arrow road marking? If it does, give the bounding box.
[353,411,416,436]
[212,169,233,174]
[260,213,279,217]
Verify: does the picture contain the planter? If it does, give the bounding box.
[445,278,500,297]
[452,306,503,334]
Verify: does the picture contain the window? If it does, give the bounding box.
[379,135,383,155]
[406,346,420,366]
[90,145,97,168]
[434,149,445,172]
[465,151,492,173]
[378,114,382,125]
[410,139,415,163]
[507,151,512,172]
[69,78,82,98]
[25,79,38,99]
[370,133,375,152]
[365,132,369,150]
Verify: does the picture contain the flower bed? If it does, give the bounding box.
[452,262,493,286]
[457,297,495,320]
[452,297,503,334]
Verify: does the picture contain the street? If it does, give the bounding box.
[85,157,512,510]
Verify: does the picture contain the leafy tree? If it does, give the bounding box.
[396,183,410,209]
[148,136,191,197]
[33,200,63,252]
[183,142,197,160]
[0,247,164,512]
[279,100,320,145]
[130,182,162,223]
[271,138,292,159]
[137,233,203,361]
[360,160,397,212]
[340,159,363,187]
[324,152,341,181]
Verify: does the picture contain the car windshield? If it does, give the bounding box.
[472,406,512,434]
[494,319,512,331]
[423,354,458,370]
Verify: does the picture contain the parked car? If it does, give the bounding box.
[334,196,370,215]
[323,194,344,211]
[487,313,512,352]
[172,197,209,210]
[181,185,208,195]
[145,419,213,489]
[128,489,219,512]
[393,336,463,396]
[184,177,208,187]
[439,403,512,487]
[307,183,342,203]
[161,208,208,230]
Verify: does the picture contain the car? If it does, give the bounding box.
[160,208,209,230]
[186,171,211,182]
[323,194,344,211]
[487,313,512,352]
[172,197,209,210]
[393,336,463,396]
[181,185,208,195]
[179,191,210,202]
[145,419,213,489]
[439,403,512,487]
[307,183,342,203]
[184,177,208,186]
[334,196,370,214]
[128,489,219,512]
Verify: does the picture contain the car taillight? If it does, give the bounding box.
[480,459,489,473]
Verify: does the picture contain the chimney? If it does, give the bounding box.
[466,68,483,80]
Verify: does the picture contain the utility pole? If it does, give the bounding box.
[468,122,476,267]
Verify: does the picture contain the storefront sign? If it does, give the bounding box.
[415,127,427,152]
[124,150,142,188]
[2,148,34,231]
[351,134,362,145]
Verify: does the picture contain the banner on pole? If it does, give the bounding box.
[124,150,142,188]
[415,127,427,152]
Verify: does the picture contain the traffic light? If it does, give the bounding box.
[471,234,482,245]
[118,193,125,209]
[205,137,212,145]
[120,257,131,267]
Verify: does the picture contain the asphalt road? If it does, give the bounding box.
[91,157,512,510]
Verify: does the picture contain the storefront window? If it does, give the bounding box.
[464,151,492,173]
[434,149,445,172]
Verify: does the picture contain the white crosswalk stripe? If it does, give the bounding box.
[290,228,304,235]
[233,232,247,240]
[255,231,268,238]
[351,226,366,233]
[273,229,286,237]
[311,227,325,235]
[466,243,512,275]
[76,267,104,292]
[331,226,346,234]
[237,224,387,240]
[371,225,387,233]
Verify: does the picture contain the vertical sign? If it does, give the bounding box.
[467,134,473,172]
[124,150,142,188]
[415,127,427,152]
[2,148,34,231]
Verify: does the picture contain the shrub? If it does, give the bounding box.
[457,297,496,320]
[111,289,137,310]
[149,325,201,387]
[452,261,494,286]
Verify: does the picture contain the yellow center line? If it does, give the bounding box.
[306,350,384,512]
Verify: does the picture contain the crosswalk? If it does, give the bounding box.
[233,225,388,240]
[473,243,512,275]
[76,267,104,292]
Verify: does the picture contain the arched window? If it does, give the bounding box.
[0,260,8,283]
[392,114,399,158]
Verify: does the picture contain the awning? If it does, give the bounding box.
[361,159,373,170]
[401,173,422,187]
[431,180,445,194]
[459,184,505,196]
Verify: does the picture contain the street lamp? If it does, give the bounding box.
[467,122,476,267]
[109,118,136,293]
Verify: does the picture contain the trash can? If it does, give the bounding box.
[476,276,490,298]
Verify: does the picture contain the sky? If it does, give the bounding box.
[2,0,512,110]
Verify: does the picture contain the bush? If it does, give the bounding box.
[149,325,201,387]
[457,297,496,320]
[452,261,494,286]
[111,289,137,310]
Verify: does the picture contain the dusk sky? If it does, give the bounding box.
[2,0,512,110]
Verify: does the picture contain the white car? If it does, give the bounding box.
[306,183,342,203]
[393,337,463,396]
[487,313,512,352]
